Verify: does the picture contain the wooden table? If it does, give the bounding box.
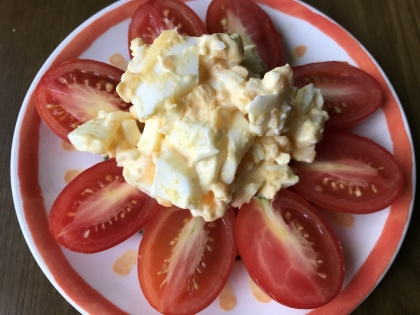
[1,0,418,314]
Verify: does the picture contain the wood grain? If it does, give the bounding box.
[0,0,418,314]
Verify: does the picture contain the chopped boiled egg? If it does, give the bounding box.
[68,29,328,221]
[286,84,329,163]
[68,110,140,158]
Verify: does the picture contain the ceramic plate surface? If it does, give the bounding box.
[11,0,415,314]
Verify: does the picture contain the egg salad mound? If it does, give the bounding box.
[68,29,328,221]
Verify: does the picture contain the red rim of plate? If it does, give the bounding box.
[10,0,415,314]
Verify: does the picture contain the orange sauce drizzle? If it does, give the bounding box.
[249,277,271,303]
[63,169,83,183]
[61,141,76,151]
[218,281,237,311]
[109,53,128,70]
[292,45,308,62]
[112,250,138,276]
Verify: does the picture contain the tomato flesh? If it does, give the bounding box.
[293,132,403,213]
[138,207,236,315]
[128,0,207,47]
[293,61,383,130]
[49,159,160,253]
[36,59,131,142]
[237,190,344,309]
[206,0,283,72]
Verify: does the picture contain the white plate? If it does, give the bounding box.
[10,0,416,314]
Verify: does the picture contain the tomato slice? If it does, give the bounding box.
[49,159,160,253]
[292,132,403,213]
[138,207,237,315]
[128,0,207,47]
[35,59,131,142]
[206,0,283,72]
[293,61,384,130]
[237,190,344,309]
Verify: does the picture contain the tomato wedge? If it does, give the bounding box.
[237,190,344,309]
[35,59,131,142]
[128,0,207,47]
[293,61,383,130]
[49,159,160,253]
[292,132,403,213]
[206,0,283,72]
[138,207,236,315]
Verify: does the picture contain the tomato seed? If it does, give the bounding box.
[317,260,323,264]
[208,222,217,228]
[106,175,113,182]
[206,245,213,252]
[318,272,327,279]
[105,82,114,92]
[83,230,90,238]
[285,212,292,220]
[58,77,68,84]
[372,184,378,193]
[193,279,199,290]
[303,233,309,238]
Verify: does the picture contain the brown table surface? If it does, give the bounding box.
[1,0,419,314]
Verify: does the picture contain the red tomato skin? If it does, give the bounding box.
[138,207,237,315]
[293,61,384,130]
[293,132,404,213]
[206,0,283,71]
[35,59,130,142]
[237,190,345,309]
[49,159,160,253]
[128,0,207,48]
